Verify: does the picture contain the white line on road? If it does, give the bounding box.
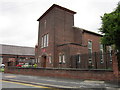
[84,80,105,84]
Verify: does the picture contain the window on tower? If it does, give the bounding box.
[41,34,49,48]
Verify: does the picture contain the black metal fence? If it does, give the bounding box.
[70,51,113,70]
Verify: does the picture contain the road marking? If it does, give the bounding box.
[106,87,120,90]
[3,79,76,88]
[4,74,81,84]
[27,78,81,85]
[1,80,49,88]
[84,80,104,84]
[4,75,16,78]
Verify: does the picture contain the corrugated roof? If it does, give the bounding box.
[0,44,35,55]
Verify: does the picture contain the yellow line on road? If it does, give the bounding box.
[2,79,74,88]
[1,80,49,88]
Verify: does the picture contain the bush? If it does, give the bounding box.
[0,68,4,72]
[33,64,37,68]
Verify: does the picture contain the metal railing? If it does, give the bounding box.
[70,51,113,70]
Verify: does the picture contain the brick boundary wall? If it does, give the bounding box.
[5,67,119,81]
[4,53,120,81]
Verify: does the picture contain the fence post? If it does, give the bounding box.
[105,52,108,69]
[94,52,97,69]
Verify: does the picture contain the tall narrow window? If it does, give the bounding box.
[44,20,46,29]
[41,37,44,48]
[38,58,40,63]
[46,34,49,47]
[44,35,46,47]
[36,59,38,63]
[41,34,49,48]
[78,55,81,63]
[49,56,52,64]
[59,55,62,64]
[88,41,92,63]
[62,54,65,63]
[109,46,112,63]
[59,54,65,64]
[100,44,104,63]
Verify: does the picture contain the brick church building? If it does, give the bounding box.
[35,4,112,69]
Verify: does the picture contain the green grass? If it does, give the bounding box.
[0,68,4,72]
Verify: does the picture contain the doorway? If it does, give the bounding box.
[42,56,47,67]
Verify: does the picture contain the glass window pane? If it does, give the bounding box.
[49,56,52,64]
[100,44,103,49]
[41,37,44,48]
[77,55,81,63]
[46,34,49,47]
[59,55,62,63]
[88,41,92,49]
[44,35,46,47]
[62,54,65,63]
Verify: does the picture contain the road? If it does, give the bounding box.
[1,72,120,90]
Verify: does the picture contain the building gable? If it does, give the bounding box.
[37,4,76,21]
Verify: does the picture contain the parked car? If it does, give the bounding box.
[16,63,24,67]
[22,63,32,68]
[16,64,22,67]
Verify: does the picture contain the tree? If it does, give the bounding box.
[100,2,120,70]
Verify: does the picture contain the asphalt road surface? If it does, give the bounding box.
[1,72,120,90]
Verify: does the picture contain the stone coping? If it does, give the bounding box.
[7,66,113,72]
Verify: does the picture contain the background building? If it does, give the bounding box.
[36,4,112,69]
[0,44,35,66]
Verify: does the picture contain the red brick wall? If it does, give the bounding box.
[82,32,101,53]
[5,67,119,81]
[5,53,119,81]
[36,5,103,69]
[37,6,75,68]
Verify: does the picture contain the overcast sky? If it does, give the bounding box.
[0,0,119,47]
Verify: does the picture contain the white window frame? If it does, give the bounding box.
[62,54,65,64]
[35,59,38,63]
[38,58,40,63]
[109,46,112,63]
[44,35,46,47]
[49,56,52,64]
[46,34,49,47]
[88,41,92,64]
[78,55,81,63]
[41,37,44,48]
[100,44,104,63]
[41,34,49,48]
[59,55,62,64]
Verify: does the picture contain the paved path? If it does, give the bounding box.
[1,72,120,90]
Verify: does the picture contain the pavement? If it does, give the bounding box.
[1,72,120,90]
